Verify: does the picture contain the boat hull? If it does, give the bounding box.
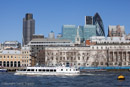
[14,72,80,76]
[0,69,7,72]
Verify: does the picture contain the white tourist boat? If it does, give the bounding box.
[14,66,80,75]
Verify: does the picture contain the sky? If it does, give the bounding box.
[0,0,130,43]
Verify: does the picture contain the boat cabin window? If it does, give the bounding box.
[27,69,30,71]
[70,69,71,71]
[66,69,68,71]
[46,69,49,72]
[50,69,53,72]
[39,69,42,71]
[19,69,23,71]
[42,69,45,71]
[54,69,56,72]
[31,69,34,71]
[61,69,63,71]
[23,69,26,71]
[76,69,78,71]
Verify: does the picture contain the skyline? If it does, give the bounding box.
[0,0,130,43]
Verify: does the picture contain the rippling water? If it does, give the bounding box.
[0,72,130,87]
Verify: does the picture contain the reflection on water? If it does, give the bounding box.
[0,72,130,87]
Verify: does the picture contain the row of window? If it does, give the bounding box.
[0,56,20,58]
[31,42,70,44]
[22,68,78,72]
[109,57,130,62]
[0,61,20,67]
[47,57,89,61]
[22,69,57,72]
[46,47,88,50]
[22,64,29,67]
[48,61,130,67]
[0,56,29,59]
[46,52,89,56]
[108,62,130,66]
[22,51,29,54]
[22,60,29,62]
[92,46,130,49]
[22,56,29,58]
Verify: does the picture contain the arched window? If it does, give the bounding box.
[18,61,20,67]
[0,61,2,66]
[7,61,9,67]
[11,61,13,67]
[3,61,6,67]
[14,61,17,67]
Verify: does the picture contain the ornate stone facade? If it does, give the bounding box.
[44,45,130,67]
[45,47,90,67]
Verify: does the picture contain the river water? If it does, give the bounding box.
[0,72,130,87]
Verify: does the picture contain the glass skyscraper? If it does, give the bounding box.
[93,13,105,36]
[22,13,35,46]
[85,16,93,24]
[83,25,96,41]
[60,25,96,42]
[61,25,77,42]
[60,13,105,43]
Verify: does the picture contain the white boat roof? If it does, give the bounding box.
[25,67,77,69]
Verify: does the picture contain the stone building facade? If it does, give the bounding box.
[45,47,90,67]
[43,44,130,67]
[0,50,21,68]
[28,38,74,66]
[90,45,130,67]
[0,46,31,68]
[21,46,31,67]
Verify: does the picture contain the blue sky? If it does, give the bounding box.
[0,0,130,43]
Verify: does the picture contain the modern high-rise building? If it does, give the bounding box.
[61,25,79,42]
[93,13,105,36]
[83,25,96,41]
[85,13,105,36]
[61,25,96,43]
[85,16,93,25]
[22,13,35,46]
[60,13,105,43]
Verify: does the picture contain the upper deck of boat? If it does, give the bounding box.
[25,66,78,69]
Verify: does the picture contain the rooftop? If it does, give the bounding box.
[30,38,72,42]
[0,50,21,54]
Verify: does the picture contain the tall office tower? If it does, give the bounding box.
[108,25,125,37]
[85,13,105,36]
[23,13,35,46]
[85,16,93,25]
[93,13,105,36]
